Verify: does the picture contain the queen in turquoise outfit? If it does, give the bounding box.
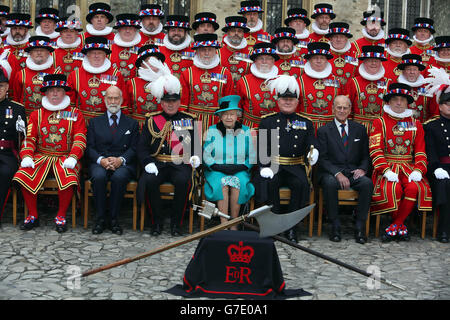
[203,95,256,227]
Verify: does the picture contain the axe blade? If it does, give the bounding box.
[248,204,316,238]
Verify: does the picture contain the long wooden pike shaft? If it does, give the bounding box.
[242,222,406,291]
[82,215,247,277]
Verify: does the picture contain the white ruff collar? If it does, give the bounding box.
[140,22,163,36]
[358,64,385,81]
[304,61,332,79]
[362,28,385,41]
[295,29,310,39]
[398,73,425,88]
[223,36,247,50]
[42,95,71,111]
[56,37,81,49]
[383,104,413,119]
[276,47,297,56]
[250,63,278,80]
[435,54,450,63]
[35,26,60,40]
[387,47,411,58]
[82,57,111,74]
[413,35,433,46]
[311,22,328,35]
[6,33,30,46]
[193,54,220,70]
[163,34,191,51]
[330,41,351,54]
[114,32,141,48]
[248,19,263,33]
[26,55,53,71]
[86,24,113,36]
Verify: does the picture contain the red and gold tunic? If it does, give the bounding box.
[297,69,343,131]
[346,74,391,130]
[354,36,385,56]
[81,31,115,45]
[309,32,328,43]
[126,76,160,128]
[159,45,194,79]
[53,42,84,77]
[219,40,252,85]
[369,113,432,214]
[110,35,147,82]
[139,30,165,47]
[4,43,29,85]
[13,65,61,117]
[275,51,305,78]
[244,29,273,52]
[329,43,358,87]
[406,83,433,123]
[67,64,129,124]
[180,64,234,135]
[383,54,403,81]
[236,71,279,129]
[410,43,436,72]
[13,105,87,194]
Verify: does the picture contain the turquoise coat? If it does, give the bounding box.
[203,122,256,204]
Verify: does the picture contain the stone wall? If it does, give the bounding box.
[430,0,450,37]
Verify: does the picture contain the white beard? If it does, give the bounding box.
[140,22,163,36]
[193,54,220,70]
[250,63,278,80]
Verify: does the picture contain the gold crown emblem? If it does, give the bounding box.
[119,49,131,60]
[366,82,378,95]
[88,76,101,88]
[200,71,211,84]
[48,113,60,124]
[334,57,345,68]
[32,74,44,85]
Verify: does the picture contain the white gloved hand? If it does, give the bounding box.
[189,155,201,168]
[145,162,158,176]
[408,170,422,182]
[434,168,450,180]
[62,157,77,169]
[260,167,274,179]
[16,115,25,133]
[383,170,399,182]
[307,148,319,166]
[20,157,35,169]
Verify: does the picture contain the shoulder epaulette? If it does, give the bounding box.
[180,110,197,119]
[296,113,311,121]
[261,112,278,119]
[10,99,25,107]
[145,111,162,118]
[423,117,439,125]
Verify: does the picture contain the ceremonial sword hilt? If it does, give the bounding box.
[193,200,231,220]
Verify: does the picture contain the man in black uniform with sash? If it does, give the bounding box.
[0,67,26,224]
[256,75,319,243]
[424,85,450,243]
[137,73,200,236]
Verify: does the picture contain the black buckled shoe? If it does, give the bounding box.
[437,232,449,243]
[111,220,123,235]
[92,220,105,235]
[354,230,367,244]
[55,216,67,233]
[171,225,182,237]
[20,216,39,231]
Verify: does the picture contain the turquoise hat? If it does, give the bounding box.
[215,95,242,115]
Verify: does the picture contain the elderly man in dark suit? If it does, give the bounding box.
[87,86,139,235]
[317,95,373,244]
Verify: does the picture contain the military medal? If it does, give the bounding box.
[72,52,84,60]
[257,34,271,43]
[5,108,12,118]
[344,56,358,66]
[292,120,306,130]
[285,119,292,132]
[181,51,195,60]
[234,53,253,63]
[211,73,227,84]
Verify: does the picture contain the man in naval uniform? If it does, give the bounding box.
[0,67,26,225]
[369,83,432,242]
[424,85,450,243]
[137,73,201,237]
[13,74,87,233]
[256,75,318,243]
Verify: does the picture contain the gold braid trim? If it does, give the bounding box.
[147,117,172,157]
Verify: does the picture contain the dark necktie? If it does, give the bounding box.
[110,114,118,134]
[340,123,348,149]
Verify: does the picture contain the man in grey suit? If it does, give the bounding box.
[87,86,139,235]
[317,95,373,244]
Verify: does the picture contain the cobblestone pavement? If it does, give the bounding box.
[0,201,449,301]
